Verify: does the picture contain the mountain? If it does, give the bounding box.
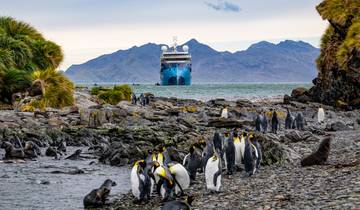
[65,39,319,83]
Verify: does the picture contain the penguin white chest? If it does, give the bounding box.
[205,157,221,192]
[318,108,325,123]
[169,164,190,195]
[130,166,141,199]
[239,138,245,159]
[221,108,228,119]
[234,139,242,166]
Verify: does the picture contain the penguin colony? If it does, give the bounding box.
[130,107,315,208]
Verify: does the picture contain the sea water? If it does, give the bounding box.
[131,83,312,101]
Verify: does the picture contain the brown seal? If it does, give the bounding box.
[0,142,25,159]
[83,179,117,208]
[301,136,332,167]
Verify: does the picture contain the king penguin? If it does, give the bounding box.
[154,165,175,201]
[202,139,214,171]
[244,134,256,176]
[205,149,222,193]
[221,106,228,119]
[239,131,247,160]
[285,108,293,129]
[295,112,305,130]
[213,132,223,158]
[233,130,242,170]
[183,145,202,181]
[223,131,235,175]
[318,107,325,123]
[250,134,262,170]
[131,160,154,202]
[271,110,279,134]
[167,162,190,196]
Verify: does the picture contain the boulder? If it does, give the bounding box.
[282,130,320,143]
[207,118,252,128]
[291,87,308,98]
[257,133,301,165]
[326,121,350,131]
[291,87,311,103]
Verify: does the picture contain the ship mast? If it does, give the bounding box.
[173,36,177,52]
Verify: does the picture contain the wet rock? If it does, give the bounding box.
[282,130,319,143]
[45,147,58,157]
[207,118,252,128]
[326,121,350,131]
[257,133,300,165]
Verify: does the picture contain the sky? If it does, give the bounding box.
[0,0,328,70]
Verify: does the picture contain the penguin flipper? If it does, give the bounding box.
[213,169,222,187]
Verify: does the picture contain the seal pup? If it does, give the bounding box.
[83,179,117,208]
[161,195,194,210]
[301,135,332,167]
[0,142,25,159]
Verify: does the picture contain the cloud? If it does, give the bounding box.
[204,0,240,13]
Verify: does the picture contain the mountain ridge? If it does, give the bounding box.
[65,39,320,83]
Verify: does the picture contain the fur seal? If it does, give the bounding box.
[301,136,332,167]
[83,179,117,208]
[65,149,82,160]
[161,195,194,210]
[24,141,41,158]
[0,142,25,159]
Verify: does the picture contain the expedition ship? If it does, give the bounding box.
[160,38,191,85]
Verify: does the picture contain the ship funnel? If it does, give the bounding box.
[182,45,189,52]
[161,46,168,52]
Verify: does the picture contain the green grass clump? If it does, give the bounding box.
[93,85,133,105]
[0,16,74,109]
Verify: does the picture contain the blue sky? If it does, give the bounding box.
[0,0,327,70]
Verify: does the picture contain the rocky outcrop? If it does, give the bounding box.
[290,1,360,109]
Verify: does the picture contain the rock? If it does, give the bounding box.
[291,87,308,98]
[326,121,350,131]
[74,91,98,109]
[207,118,252,128]
[283,94,291,104]
[236,99,253,107]
[257,133,301,165]
[180,105,198,113]
[291,87,311,103]
[283,130,319,143]
[335,100,349,110]
[349,98,360,109]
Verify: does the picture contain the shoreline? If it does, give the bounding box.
[0,89,359,209]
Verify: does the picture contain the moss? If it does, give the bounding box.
[94,85,133,105]
[336,21,360,70]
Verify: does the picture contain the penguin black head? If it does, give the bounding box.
[273,110,277,115]
[224,131,230,138]
[242,131,248,138]
[189,145,195,154]
[232,129,238,137]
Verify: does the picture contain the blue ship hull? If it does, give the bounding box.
[160,63,191,85]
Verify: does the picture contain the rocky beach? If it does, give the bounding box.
[0,88,359,209]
